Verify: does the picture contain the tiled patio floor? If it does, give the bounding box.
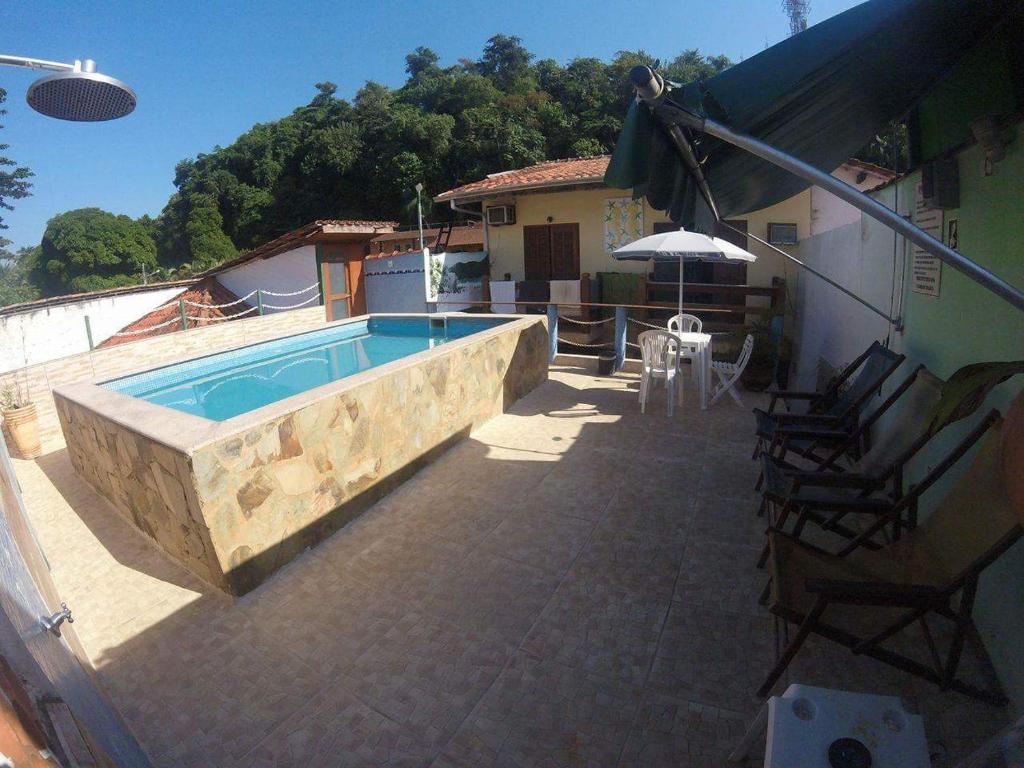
[14,367,1009,766]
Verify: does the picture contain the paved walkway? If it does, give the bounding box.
[14,368,1008,766]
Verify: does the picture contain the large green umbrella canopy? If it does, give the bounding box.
[606,0,1021,229]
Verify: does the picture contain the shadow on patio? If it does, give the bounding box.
[15,367,1012,767]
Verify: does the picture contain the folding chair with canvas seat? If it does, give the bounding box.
[756,379,991,568]
[638,329,684,416]
[710,334,754,407]
[758,405,1021,706]
[755,364,939,523]
[752,341,905,465]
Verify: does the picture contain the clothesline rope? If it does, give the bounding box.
[186,306,259,322]
[558,315,615,326]
[110,316,182,336]
[184,290,257,309]
[261,283,319,298]
[262,294,320,310]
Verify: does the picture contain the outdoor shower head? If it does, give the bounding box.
[25,60,136,121]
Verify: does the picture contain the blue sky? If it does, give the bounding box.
[1,0,861,250]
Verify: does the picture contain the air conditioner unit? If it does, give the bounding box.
[486,205,516,226]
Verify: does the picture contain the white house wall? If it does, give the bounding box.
[364,252,428,313]
[790,194,904,391]
[0,285,187,374]
[217,245,319,313]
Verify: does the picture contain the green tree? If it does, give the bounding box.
[663,49,732,84]
[33,208,158,294]
[478,34,536,93]
[77,40,734,276]
[0,239,40,307]
[0,88,33,229]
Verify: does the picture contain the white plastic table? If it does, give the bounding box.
[728,684,930,767]
[674,331,712,409]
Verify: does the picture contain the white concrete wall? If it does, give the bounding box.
[365,251,429,313]
[217,245,320,314]
[0,285,187,374]
[791,185,905,390]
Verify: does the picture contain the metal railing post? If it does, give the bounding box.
[546,304,558,363]
[178,299,188,331]
[256,290,264,315]
[614,306,627,370]
[84,315,94,350]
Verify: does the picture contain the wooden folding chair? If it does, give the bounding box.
[752,341,905,466]
[754,364,937,522]
[758,407,1021,706]
[757,400,995,568]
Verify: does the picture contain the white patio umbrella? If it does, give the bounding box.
[612,229,757,317]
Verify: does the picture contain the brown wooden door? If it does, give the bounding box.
[322,250,354,321]
[522,223,580,281]
[347,257,366,315]
[713,219,749,285]
[549,223,580,280]
[523,225,552,281]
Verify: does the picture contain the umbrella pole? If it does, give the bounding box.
[678,257,684,318]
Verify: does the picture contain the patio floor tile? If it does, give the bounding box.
[617,694,752,768]
[12,368,1011,766]
[438,652,641,768]
[475,508,597,577]
[648,604,775,715]
[238,683,433,768]
[341,612,516,748]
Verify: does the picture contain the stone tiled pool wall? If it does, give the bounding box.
[54,315,548,594]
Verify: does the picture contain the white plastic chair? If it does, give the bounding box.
[638,329,683,416]
[709,333,754,407]
[667,313,703,385]
[667,313,702,334]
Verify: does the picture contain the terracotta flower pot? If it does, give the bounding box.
[2,403,41,459]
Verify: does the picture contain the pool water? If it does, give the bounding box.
[104,316,509,421]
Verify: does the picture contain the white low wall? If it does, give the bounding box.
[365,251,429,313]
[791,187,904,390]
[217,245,320,314]
[0,285,189,374]
[1,305,327,453]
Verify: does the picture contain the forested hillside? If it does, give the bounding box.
[8,37,730,300]
[150,37,730,272]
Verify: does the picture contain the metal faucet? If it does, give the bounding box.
[41,603,73,638]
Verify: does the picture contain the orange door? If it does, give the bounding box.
[322,245,370,320]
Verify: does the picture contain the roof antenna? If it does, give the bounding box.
[782,0,810,37]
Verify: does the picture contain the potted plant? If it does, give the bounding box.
[1,379,41,459]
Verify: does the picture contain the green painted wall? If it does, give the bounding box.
[915,21,1021,162]
[891,132,1024,709]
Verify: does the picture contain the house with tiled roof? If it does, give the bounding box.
[97,277,253,348]
[434,155,895,300]
[201,219,397,321]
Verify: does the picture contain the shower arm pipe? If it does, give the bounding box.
[630,66,1024,313]
[0,54,92,73]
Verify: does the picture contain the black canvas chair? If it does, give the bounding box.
[758,407,1020,706]
[757,386,994,570]
[753,341,905,468]
[755,365,940,539]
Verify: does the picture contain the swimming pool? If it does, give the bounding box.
[105,316,510,421]
[55,313,548,594]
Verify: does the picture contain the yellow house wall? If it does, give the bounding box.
[481,185,810,294]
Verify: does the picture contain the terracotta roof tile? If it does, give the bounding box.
[200,219,397,276]
[434,156,611,202]
[98,277,253,347]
